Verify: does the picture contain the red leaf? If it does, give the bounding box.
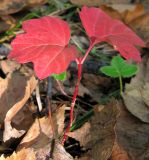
[8,16,78,79]
[79,6,145,62]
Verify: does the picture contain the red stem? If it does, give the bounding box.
[61,43,94,144]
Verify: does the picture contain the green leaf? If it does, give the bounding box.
[100,55,138,78]
[100,66,120,78]
[111,55,125,69]
[121,64,138,77]
[52,71,67,81]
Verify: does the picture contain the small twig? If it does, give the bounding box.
[46,77,56,159]
[35,84,42,111]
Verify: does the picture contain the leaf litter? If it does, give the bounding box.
[123,55,149,123]
[0,1,149,160]
[67,100,119,160]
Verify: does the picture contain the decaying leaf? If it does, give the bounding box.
[1,60,20,74]
[0,148,36,160]
[122,4,145,24]
[17,105,72,160]
[115,100,149,159]
[0,0,46,15]
[0,19,10,33]
[17,104,65,146]
[100,4,122,20]
[0,71,36,122]
[71,0,131,6]
[123,55,149,123]
[2,73,37,141]
[17,117,54,149]
[111,141,129,160]
[68,100,119,160]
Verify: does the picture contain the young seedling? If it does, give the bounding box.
[8,6,145,144]
[100,55,138,95]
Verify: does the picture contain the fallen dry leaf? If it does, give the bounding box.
[1,73,37,141]
[70,0,131,6]
[123,55,149,123]
[68,100,119,160]
[17,105,72,160]
[1,60,20,74]
[0,148,36,160]
[111,141,129,160]
[129,14,149,46]
[122,4,145,24]
[0,0,46,15]
[0,19,10,33]
[115,100,149,159]
[55,104,65,135]
[122,4,149,46]
[100,5,122,20]
[82,73,110,101]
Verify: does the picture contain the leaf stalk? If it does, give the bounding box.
[61,44,94,144]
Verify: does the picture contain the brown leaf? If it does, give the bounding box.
[56,104,65,135]
[122,55,149,123]
[17,105,70,160]
[53,142,74,160]
[67,122,91,146]
[71,0,102,6]
[2,73,37,141]
[70,0,131,6]
[121,4,149,46]
[122,4,145,24]
[129,14,149,46]
[100,5,122,20]
[111,142,129,160]
[0,19,10,33]
[82,73,110,101]
[0,148,36,160]
[0,0,46,15]
[18,117,54,148]
[68,100,119,160]
[1,60,20,74]
[115,100,149,159]
[17,117,73,160]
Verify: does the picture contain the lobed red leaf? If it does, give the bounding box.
[8,16,78,79]
[79,6,145,62]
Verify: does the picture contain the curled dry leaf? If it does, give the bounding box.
[0,148,36,160]
[3,74,37,142]
[0,71,35,123]
[68,100,119,160]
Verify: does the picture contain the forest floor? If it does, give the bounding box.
[0,0,149,160]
